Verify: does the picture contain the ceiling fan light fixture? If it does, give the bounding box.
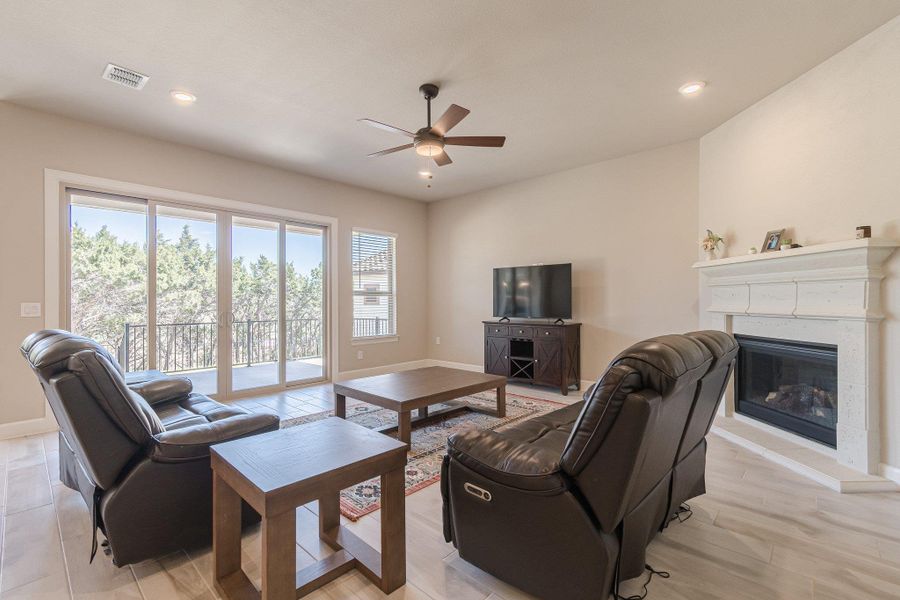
[415,140,444,157]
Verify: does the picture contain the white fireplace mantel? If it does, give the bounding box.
[694,238,898,486]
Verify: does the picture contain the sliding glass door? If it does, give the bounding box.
[230,216,280,393]
[66,189,329,398]
[155,205,219,395]
[68,191,148,369]
[285,224,326,383]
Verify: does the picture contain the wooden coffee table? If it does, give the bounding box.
[333,366,507,446]
[211,418,408,600]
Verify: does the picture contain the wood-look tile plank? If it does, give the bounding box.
[52,484,92,542]
[132,551,217,600]
[62,532,143,599]
[0,572,71,599]
[5,436,45,471]
[5,464,52,514]
[1,504,68,593]
[321,569,434,599]
[661,516,774,564]
[771,544,900,599]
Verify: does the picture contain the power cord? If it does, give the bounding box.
[669,502,693,524]
[615,563,671,600]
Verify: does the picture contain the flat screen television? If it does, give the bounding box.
[493,263,572,319]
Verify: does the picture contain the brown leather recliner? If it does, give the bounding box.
[20,330,280,566]
[442,333,726,600]
[667,331,738,518]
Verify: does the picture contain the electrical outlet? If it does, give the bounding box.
[20,302,41,317]
[435,336,441,345]
[357,350,364,360]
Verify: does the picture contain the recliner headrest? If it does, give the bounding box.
[21,329,124,380]
[685,330,738,370]
[608,334,712,396]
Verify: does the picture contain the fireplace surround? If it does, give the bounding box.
[695,238,898,480]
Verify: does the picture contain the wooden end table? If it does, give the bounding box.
[211,417,408,600]
[333,366,507,446]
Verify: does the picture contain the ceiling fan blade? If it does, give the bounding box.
[430,104,470,136]
[444,136,506,147]
[358,118,415,138]
[433,151,452,167]
[367,143,414,157]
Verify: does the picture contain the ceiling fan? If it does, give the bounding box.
[359,83,506,167]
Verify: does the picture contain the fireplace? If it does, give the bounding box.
[735,334,837,447]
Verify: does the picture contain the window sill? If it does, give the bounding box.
[351,335,399,346]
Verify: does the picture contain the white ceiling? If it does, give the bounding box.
[2,1,899,201]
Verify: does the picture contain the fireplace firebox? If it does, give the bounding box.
[735,334,838,447]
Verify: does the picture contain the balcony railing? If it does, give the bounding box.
[118,317,388,373]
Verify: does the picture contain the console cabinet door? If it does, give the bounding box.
[534,338,562,385]
[485,336,509,376]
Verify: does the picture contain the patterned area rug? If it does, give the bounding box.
[280,391,567,520]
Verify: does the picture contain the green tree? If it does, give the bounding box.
[70,223,146,358]
[71,223,324,371]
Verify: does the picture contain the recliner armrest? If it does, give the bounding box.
[448,429,567,493]
[130,376,193,406]
[151,412,279,462]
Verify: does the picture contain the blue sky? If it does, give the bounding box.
[71,205,322,275]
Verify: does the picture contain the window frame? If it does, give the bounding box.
[350,227,398,343]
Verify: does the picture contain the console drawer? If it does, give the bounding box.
[535,327,560,338]
[485,324,509,337]
[509,326,534,338]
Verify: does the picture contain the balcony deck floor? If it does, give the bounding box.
[166,358,324,395]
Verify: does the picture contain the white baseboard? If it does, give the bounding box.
[880,462,900,485]
[336,359,433,381]
[0,412,59,441]
[426,359,482,372]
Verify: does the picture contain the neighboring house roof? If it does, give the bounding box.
[352,248,391,274]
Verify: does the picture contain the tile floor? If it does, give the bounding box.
[2,381,900,599]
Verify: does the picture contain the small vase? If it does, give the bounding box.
[705,249,717,261]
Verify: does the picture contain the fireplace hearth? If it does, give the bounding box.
[735,334,837,447]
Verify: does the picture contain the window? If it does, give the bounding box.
[352,229,396,339]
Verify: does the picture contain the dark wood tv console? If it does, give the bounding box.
[483,321,581,395]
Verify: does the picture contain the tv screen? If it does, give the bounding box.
[493,263,572,319]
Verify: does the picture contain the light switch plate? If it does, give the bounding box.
[20,302,42,318]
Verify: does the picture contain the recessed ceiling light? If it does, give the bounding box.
[679,81,706,96]
[170,90,196,104]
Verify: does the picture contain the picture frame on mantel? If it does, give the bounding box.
[761,228,785,253]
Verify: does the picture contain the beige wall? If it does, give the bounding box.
[698,17,900,471]
[426,140,700,382]
[0,101,427,426]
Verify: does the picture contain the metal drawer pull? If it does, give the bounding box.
[464,482,493,502]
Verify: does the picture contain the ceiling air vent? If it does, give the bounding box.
[101,63,149,90]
